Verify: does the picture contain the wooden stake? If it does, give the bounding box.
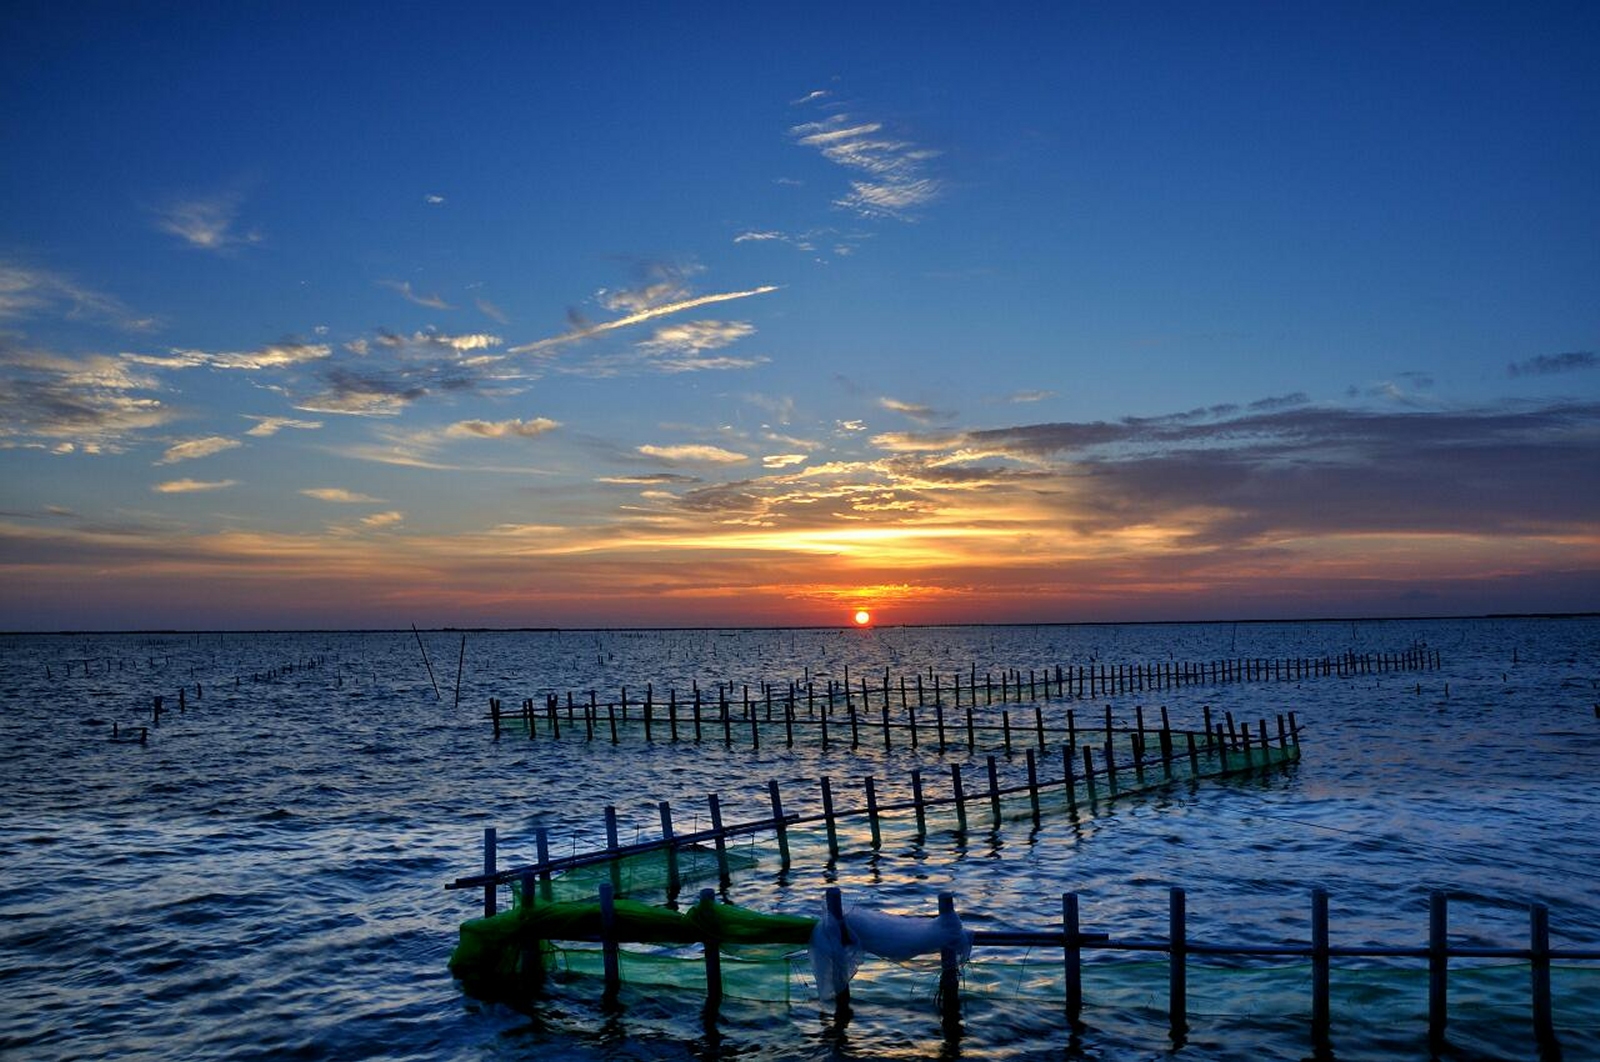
[482,827,497,916]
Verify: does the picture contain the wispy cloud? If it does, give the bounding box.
[243,415,323,437]
[509,285,779,354]
[425,193,446,205]
[294,330,517,416]
[359,510,404,530]
[379,280,452,309]
[599,472,702,485]
[301,487,384,503]
[475,297,509,324]
[789,109,942,220]
[1006,389,1055,404]
[154,193,260,252]
[763,453,808,469]
[637,443,750,465]
[0,260,157,330]
[1509,351,1597,377]
[638,321,755,354]
[157,436,242,464]
[879,396,955,423]
[0,341,170,450]
[152,478,238,493]
[129,340,333,372]
[443,417,559,439]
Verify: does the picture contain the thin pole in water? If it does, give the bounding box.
[452,634,465,710]
[412,624,441,700]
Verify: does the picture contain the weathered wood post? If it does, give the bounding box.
[1311,887,1330,1043]
[911,767,927,838]
[951,762,969,833]
[598,882,620,1001]
[1531,901,1554,1047]
[482,827,497,916]
[1429,891,1448,1048]
[938,892,961,1034]
[864,777,882,849]
[535,826,552,900]
[701,887,723,1008]
[985,755,1002,826]
[1024,747,1041,822]
[604,804,622,894]
[768,780,791,869]
[520,870,544,992]
[1169,886,1187,1040]
[824,887,852,1020]
[708,793,729,881]
[1064,892,1083,1026]
[819,776,840,858]
[659,802,680,896]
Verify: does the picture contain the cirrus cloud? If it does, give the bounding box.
[152,478,238,493]
[157,436,242,464]
[637,443,750,465]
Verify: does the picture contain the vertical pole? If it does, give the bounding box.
[820,776,839,858]
[536,826,552,900]
[1062,745,1078,813]
[938,892,961,1034]
[482,826,497,917]
[520,871,544,991]
[1169,886,1187,1040]
[1429,891,1448,1048]
[1531,902,1554,1047]
[708,793,729,881]
[701,887,723,1008]
[1035,705,1046,750]
[951,763,968,833]
[882,703,892,751]
[911,767,927,839]
[1064,892,1082,1025]
[986,755,1002,826]
[598,882,620,1000]
[768,780,790,869]
[604,804,622,894]
[1311,887,1330,1044]
[936,701,947,752]
[1025,747,1041,823]
[659,801,680,896]
[825,887,852,1018]
[865,777,881,848]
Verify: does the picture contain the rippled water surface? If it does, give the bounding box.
[3,617,1598,1061]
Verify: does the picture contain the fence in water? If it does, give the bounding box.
[483,646,1440,742]
[457,711,1300,904]
[445,714,1597,1052]
[451,879,1599,1055]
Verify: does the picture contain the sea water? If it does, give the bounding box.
[1,617,1597,1061]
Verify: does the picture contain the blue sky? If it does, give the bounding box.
[2,1,1597,628]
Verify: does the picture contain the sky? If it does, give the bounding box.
[1,2,1597,630]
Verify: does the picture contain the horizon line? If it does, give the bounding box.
[3,610,1595,637]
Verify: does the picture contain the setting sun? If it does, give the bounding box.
[853,609,872,626]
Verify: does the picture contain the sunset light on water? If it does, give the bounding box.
[2,6,1597,1062]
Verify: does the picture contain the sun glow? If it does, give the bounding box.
[853,609,872,626]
